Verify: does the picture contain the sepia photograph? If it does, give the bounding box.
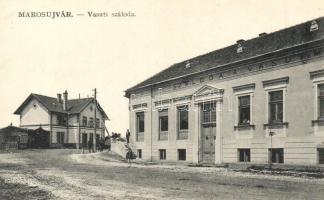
[1,0,324,199]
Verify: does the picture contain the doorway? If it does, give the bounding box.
[200,102,216,163]
[201,124,216,163]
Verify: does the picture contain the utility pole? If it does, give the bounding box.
[93,88,97,152]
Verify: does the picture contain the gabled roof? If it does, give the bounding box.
[14,93,109,120]
[125,17,324,96]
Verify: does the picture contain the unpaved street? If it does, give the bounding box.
[0,149,324,200]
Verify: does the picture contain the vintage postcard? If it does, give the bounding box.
[1,0,324,199]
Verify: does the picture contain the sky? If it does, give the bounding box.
[0,0,323,136]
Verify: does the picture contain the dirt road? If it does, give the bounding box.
[0,149,323,200]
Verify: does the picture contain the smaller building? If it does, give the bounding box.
[14,91,109,148]
[0,125,29,150]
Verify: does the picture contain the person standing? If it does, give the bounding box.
[126,147,133,167]
[126,129,131,144]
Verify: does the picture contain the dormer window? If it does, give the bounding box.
[237,44,243,53]
[185,60,191,68]
[310,20,319,32]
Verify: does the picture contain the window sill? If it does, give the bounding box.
[234,124,255,131]
[312,119,324,126]
[264,122,288,129]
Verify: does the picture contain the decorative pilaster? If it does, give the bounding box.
[215,99,223,164]
[192,103,200,163]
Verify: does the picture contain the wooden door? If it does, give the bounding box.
[202,124,216,163]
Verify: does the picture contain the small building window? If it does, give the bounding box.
[202,103,216,123]
[159,109,168,140]
[318,148,324,164]
[136,112,145,133]
[159,109,168,132]
[269,148,284,163]
[238,149,250,162]
[159,149,166,160]
[136,112,145,142]
[178,106,189,130]
[82,116,87,126]
[238,96,250,124]
[57,114,67,126]
[137,149,142,159]
[95,118,100,128]
[89,117,94,128]
[178,149,186,161]
[318,84,324,119]
[56,132,64,144]
[269,91,283,123]
[82,133,87,146]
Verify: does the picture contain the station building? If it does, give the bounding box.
[125,17,324,165]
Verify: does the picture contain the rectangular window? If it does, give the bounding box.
[82,133,87,146]
[89,117,94,128]
[159,109,168,140]
[238,96,250,124]
[57,115,67,126]
[178,105,189,130]
[95,118,100,128]
[82,116,87,126]
[318,148,324,164]
[89,133,94,142]
[269,91,283,123]
[269,148,284,163]
[159,149,166,160]
[238,149,250,162]
[136,112,145,133]
[136,112,144,142]
[319,84,324,119]
[178,149,186,161]
[56,132,64,144]
[202,103,216,123]
[137,149,142,159]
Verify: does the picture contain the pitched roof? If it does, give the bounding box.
[125,17,324,96]
[14,93,109,119]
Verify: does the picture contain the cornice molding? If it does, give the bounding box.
[310,69,324,80]
[125,39,324,96]
[233,83,256,92]
[262,77,289,87]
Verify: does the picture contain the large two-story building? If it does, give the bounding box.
[125,17,324,165]
[14,91,109,148]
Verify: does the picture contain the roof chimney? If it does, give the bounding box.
[259,32,267,37]
[63,90,68,111]
[57,93,62,103]
[236,39,245,44]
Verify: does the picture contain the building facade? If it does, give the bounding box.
[14,91,109,148]
[125,17,324,165]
